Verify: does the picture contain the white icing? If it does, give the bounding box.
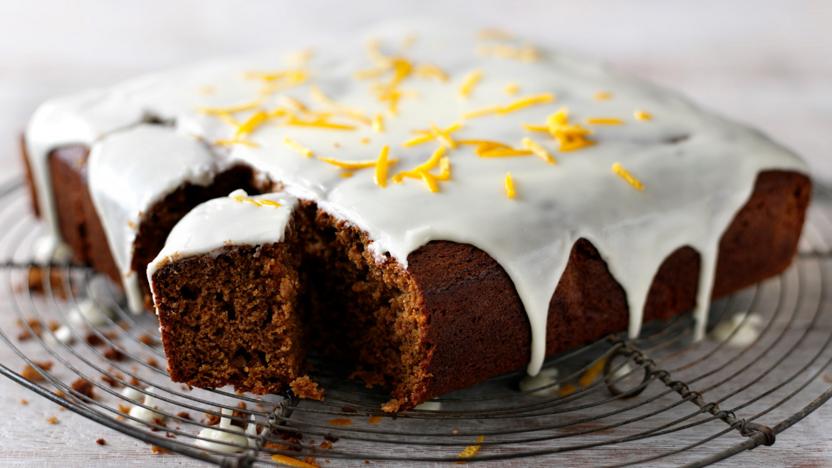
[128,387,166,425]
[24,22,807,376]
[412,400,442,411]
[709,311,763,347]
[610,362,634,381]
[67,298,112,327]
[120,385,145,402]
[32,235,72,264]
[195,408,255,453]
[51,325,74,344]
[146,190,297,282]
[519,366,560,396]
[87,125,233,312]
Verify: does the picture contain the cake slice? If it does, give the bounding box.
[20,124,259,311]
[148,190,319,396]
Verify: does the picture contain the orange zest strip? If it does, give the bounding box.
[318,156,394,170]
[463,93,554,119]
[521,137,556,164]
[285,116,356,131]
[198,100,263,115]
[457,435,486,460]
[458,69,483,99]
[235,110,270,137]
[578,357,607,388]
[504,172,517,199]
[392,146,447,182]
[499,93,555,114]
[478,147,533,158]
[594,90,613,101]
[436,157,451,181]
[231,193,282,208]
[535,107,596,152]
[403,123,462,148]
[372,114,385,133]
[414,63,448,81]
[420,171,440,193]
[586,117,624,125]
[634,109,653,121]
[213,138,259,148]
[611,162,645,191]
[283,137,313,158]
[374,145,392,188]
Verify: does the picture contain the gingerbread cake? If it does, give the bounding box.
[21,22,811,411]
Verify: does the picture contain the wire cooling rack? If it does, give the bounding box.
[0,176,831,467]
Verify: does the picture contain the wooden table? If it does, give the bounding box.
[0,0,830,465]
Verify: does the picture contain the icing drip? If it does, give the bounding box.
[195,408,257,453]
[87,124,233,313]
[128,387,166,426]
[24,21,807,375]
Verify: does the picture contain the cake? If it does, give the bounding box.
[20,22,811,411]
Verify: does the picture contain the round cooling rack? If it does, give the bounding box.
[0,176,831,467]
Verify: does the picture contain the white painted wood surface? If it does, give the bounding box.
[0,1,830,465]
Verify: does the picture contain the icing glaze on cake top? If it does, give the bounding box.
[147,190,297,279]
[24,21,806,375]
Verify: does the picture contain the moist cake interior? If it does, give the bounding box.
[153,197,432,409]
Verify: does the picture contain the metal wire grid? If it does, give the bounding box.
[0,175,830,467]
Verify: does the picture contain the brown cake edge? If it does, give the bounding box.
[400,169,811,409]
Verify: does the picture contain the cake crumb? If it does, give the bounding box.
[71,377,95,399]
[327,418,351,427]
[47,416,59,425]
[290,376,324,401]
[146,357,160,369]
[20,399,29,406]
[130,376,140,386]
[380,399,401,413]
[26,267,69,299]
[150,445,170,455]
[85,333,104,347]
[176,411,191,420]
[264,441,292,451]
[203,412,221,426]
[138,334,157,346]
[101,373,122,388]
[54,389,66,398]
[118,404,131,414]
[21,360,53,382]
[319,440,332,450]
[367,416,382,425]
[103,346,125,361]
[96,438,106,446]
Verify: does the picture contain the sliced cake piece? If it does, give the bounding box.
[148,190,316,396]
